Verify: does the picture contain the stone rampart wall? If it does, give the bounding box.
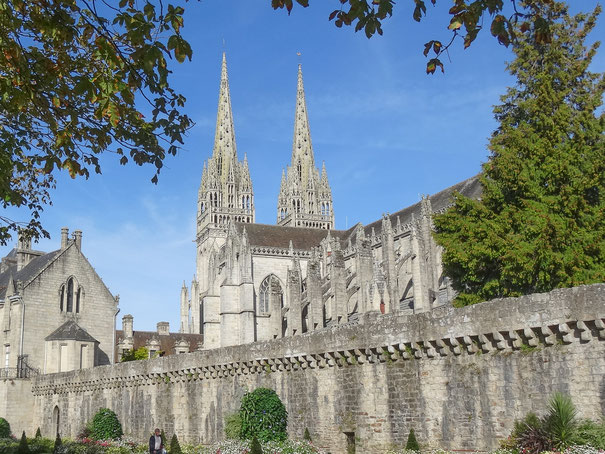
[32,285,605,453]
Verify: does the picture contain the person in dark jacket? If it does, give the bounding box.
[149,428,164,454]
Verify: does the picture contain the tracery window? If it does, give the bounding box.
[258,274,283,314]
[59,277,83,314]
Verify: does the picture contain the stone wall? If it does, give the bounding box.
[0,380,34,435]
[32,285,605,453]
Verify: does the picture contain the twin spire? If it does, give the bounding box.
[198,53,334,232]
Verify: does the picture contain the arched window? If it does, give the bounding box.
[258,275,283,314]
[60,277,82,314]
[66,278,74,312]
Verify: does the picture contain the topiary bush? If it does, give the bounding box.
[250,436,263,454]
[0,417,11,438]
[34,428,41,439]
[405,428,419,451]
[169,433,182,454]
[89,408,123,440]
[53,433,61,454]
[239,388,287,442]
[303,428,312,442]
[224,413,242,440]
[17,431,29,454]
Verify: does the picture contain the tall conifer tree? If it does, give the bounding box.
[434,2,605,306]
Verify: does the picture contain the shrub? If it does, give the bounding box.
[224,413,242,440]
[303,428,312,442]
[250,436,263,454]
[90,408,123,440]
[34,429,41,439]
[574,419,605,449]
[169,434,182,454]
[17,431,29,454]
[239,388,287,442]
[544,392,578,450]
[517,425,553,454]
[405,428,419,451]
[0,417,11,438]
[28,437,54,454]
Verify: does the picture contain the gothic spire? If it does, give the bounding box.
[276,64,334,230]
[213,52,237,169]
[291,64,314,167]
[196,53,255,232]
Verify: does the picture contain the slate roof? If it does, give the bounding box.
[0,249,63,299]
[363,174,482,238]
[233,175,482,251]
[234,223,350,250]
[45,320,99,343]
[114,330,204,362]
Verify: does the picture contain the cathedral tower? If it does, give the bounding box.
[198,52,254,232]
[277,64,334,229]
[182,53,254,337]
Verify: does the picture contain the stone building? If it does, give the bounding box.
[0,228,118,430]
[179,54,483,348]
[115,315,203,360]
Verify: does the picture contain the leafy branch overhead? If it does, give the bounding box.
[0,0,193,244]
[271,0,558,74]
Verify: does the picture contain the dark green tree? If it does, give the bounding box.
[18,431,30,454]
[405,428,420,451]
[169,433,182,454]
[34,428,41,438]
[434,2,605,306]
[0,0,193,244]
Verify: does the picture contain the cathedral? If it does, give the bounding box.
[179,54,482,349]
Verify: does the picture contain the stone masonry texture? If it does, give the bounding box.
[33,284,605,453]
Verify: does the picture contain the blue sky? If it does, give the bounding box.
[2,1,603,331]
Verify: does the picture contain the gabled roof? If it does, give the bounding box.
[0,249,63,299]
[45,320,99,343]
[363,174,482,238]
[114,330,203,361]
[234,223,348,250]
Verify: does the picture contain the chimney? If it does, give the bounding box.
[61,227,69,249]
[122,314,133,339]
[157,322,170,336]
[16,230,32,272]
[73,230,82,250]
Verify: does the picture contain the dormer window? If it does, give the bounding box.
[60,277,83,314]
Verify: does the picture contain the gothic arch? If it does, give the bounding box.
[258,274,284,314]
[52,405,60,435]
[60,276,83,314]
